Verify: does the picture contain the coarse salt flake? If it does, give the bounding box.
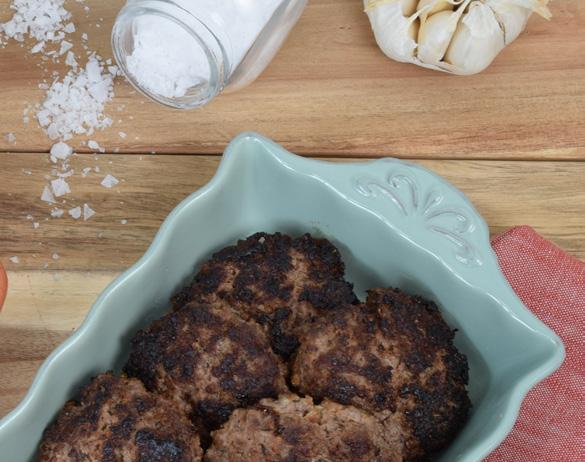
[68,206,81,219]
[101,174,119,189]
[88,139,105,152]
[41,185,56,204]
[9,256,20,264]
[50,141,73,163]
[83,203,95,221]
[51,178,71,197]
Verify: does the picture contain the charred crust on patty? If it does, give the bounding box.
[292,288,470,460]
[171,233,357,360]
[124,302,287,432]
[38,373,202,462]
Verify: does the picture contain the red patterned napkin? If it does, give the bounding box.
[486,226,584,462]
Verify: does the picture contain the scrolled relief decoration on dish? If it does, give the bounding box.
[354,167,483,267]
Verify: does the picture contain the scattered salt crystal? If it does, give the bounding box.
[58,40,73,55]
[65,50,77,67]
[120,219,128,225]
[81,167,92,177]
[83,203,95,221]
[50,208,64,218]
[51,178,71,197]
[33,222,40,229]
[26,214,33,220]
[30,42,44,53]
[68,206,81,219]
[57,170,74,178]
[41,185,57,204]
[64,23,75,34]
[52,253,60,260]
[88,139,105,152]
[4,133,16,144]
[81,32,88,41]
[101,174,119,189]
[9,256,20,264]
[118,131,127,139]
[94,166,100,173]
[49,141,73,163]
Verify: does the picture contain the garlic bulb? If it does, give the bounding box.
[364,0,552,75]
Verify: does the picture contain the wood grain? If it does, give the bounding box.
[1,154,584,274]
[0,0,584,158]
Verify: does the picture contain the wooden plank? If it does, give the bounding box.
[1,153,584,273]
[0,1,584,159]
[0,271,115,417]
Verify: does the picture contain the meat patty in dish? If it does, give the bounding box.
[38,373,203,462]
[205,394,404,462]
[291,288,470,460]
[125,302,287,432]
[172,232,357,358]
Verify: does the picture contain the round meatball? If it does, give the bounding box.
[291,288,470,459]
[205,394,404,462]
[38,373,202,461]
[125,302,287,431]
[172,233,357,358]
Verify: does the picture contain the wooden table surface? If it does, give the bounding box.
[0,0,584,421]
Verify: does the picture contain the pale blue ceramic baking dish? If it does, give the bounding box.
[0,133,564,461]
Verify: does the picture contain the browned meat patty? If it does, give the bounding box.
[172,232,357,358]
[125,302,288,432]
[38,372,202,462]
[291,288,470,460]
[205,394,404,462]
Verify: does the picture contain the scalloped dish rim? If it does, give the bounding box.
[0,132,565,462]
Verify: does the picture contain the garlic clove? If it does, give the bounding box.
[402,0,419,16]
[445,2,505,75]
[365,1,419,61]
[417,0,454,16]
[417,9,460,64]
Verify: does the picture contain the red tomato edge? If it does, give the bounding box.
[0,263,7,311]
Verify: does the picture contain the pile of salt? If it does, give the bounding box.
[125,0,282,98]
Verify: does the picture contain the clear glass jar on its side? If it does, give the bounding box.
[112,0,307,109]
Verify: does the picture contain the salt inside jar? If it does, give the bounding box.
[112,0,307,109]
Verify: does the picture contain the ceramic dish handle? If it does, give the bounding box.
[310,157,494,273]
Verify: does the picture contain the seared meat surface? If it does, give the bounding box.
[38,373,202,462]
[205,394,404,462]
[39,233,470,462]
[172,232,357,358]
[291,288,470,459]
[125,302,287,432]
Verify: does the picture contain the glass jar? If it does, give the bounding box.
[112,0,307,109]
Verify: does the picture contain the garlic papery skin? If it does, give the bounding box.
[486,0,549,43]
[365,1,420,61]
[444,2,505,74]
[364,0,552,75]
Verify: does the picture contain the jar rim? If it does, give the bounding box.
[111,0,230,110]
